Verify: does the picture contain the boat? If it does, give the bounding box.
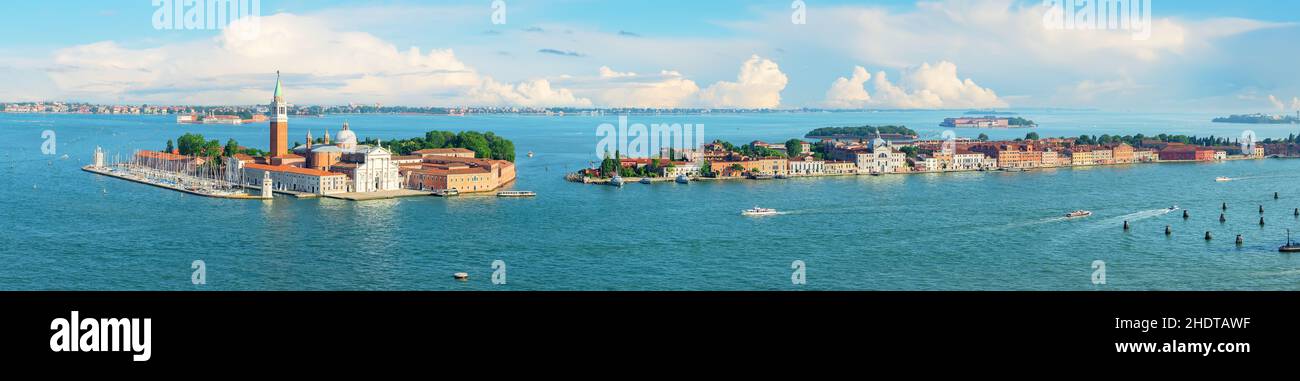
[749,174,775,180]
[497,190,536,198]
[527,151,535,158]
[741,207,779,217]
[675,175,690,184]
[1281,229,1300,253]
[639,178,652,184]
[1064,210,1093,218]
[432,189,460,197]
[775,174,789,179]
[1215,176,1232,182]
[610,175,624,187]
[1168,205,1178,211]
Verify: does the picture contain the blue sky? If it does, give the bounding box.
[1,0,1297,112]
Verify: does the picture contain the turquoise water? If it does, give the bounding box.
[3,110,1300,290]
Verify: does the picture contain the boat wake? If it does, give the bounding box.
[1112,208,1177,223]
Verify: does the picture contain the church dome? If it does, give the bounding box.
[336,121,358,149]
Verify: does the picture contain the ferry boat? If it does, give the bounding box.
[1215,176,1232,182]
[675,175,690,184]
[1064,210,1093,218]
[432,189,459,197]
[741,207,779,217]
[496,190,536,198]
[639,178,652,184]
[610,175,625,187]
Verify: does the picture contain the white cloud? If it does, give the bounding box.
[1268,95,1285,112]
[573,56,787,108]
[1291,96,1300,111]
[697,55,789,108]
[44,13,591,107]
[823,61,1005,109]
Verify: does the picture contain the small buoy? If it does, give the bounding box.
[1275,192,1280,199]
[1165,225,1172,235]
[453,272,469,281]
[1123,220,1130,231]
[1260,217,1266,226]
[1205,231,1213,240]
[1260,205,1265,214]
[1222,202,1228,211]
[1236,234,1244,245]
[1219,213,1226,222]
[1182,210,1189,219]
[1294,208,1298,216]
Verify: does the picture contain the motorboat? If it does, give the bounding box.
[1064,210,1093,218]
[1281,229,1300,253]
[610,175,624,187]
[1215,176,1232,182]
[639,178,653,184]
[675,175,690,184]
[741,207,779,217]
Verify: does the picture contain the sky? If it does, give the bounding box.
[1,0,1298,112]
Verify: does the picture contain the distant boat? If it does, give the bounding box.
[1065,210,1093,218]
[610,175,624,187]
[639,178,652,184]
[1215,176,1232,182]
[497,190,536,197]
[1168,205,1178,211]
[675,175,689,184]
[748,174,775,180]
[1281,229,1300,253]
[432,189,459,197]
[527,151,535,158]
[741,206,778,217]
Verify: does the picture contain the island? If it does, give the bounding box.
[1212,113,1300,124]
[941,116,1036,128]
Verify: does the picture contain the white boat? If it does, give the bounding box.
[639,178,652,184]
[497,190,536,197]
[1064,210,1092,218]
[1215,176,1232,182]
[675,175,690,184]
[741,206,779,217]
[610,175,624,187]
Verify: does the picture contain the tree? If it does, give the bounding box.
[785,139,804,157]
[700,160,713,177]
[977,133,989,142]
[165,139,174,153]
[224,139,239,157]
[1025,132,1040,140]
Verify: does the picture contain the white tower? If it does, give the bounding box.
[261,171,273,199]
[92,146,105,169]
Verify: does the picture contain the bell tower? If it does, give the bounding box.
[269,71,289,157]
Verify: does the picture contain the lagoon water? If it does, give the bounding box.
[3,110,1300,290]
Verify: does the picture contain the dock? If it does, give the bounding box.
[83,166,264,200]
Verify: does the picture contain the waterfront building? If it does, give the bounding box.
[1065,147,1097,166]
[1134,149,1159,162]
[1039,150,1060,167]
[400,155,516,192]
[952,151,990,171]
[971,143,1039,169]
[661,163,702,177]
[334,144,402,192]
[909,155,941,172]
[1092,148,1114,165]
[1110,143,1135,164]
[1214,151,1228,161]
[243,163,348,194]
[823,161,858,174]
[1158,145,1216,161]
[788,156,825,175]
[852,137,906,174]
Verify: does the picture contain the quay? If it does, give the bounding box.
[83,165,264,200]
